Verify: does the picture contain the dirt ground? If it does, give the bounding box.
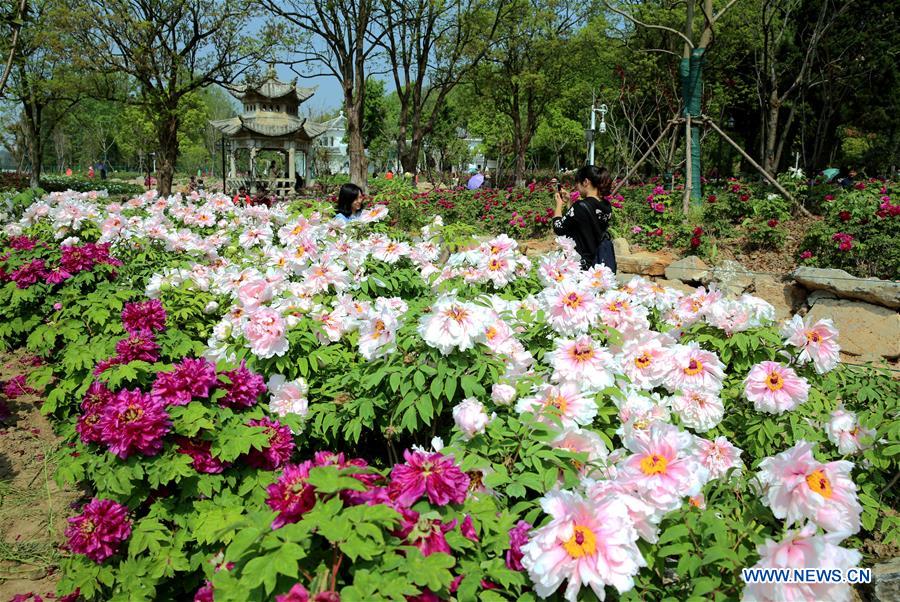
[0,351,80,601]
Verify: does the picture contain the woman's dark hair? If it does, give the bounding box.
[336,183,363,216]
[575,164,612,198]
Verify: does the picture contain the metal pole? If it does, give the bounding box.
[589,105,596,165]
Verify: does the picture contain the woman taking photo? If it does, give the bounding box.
[335,183,364,222]
[551,164,616,272]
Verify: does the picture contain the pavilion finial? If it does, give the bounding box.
[266,62,277,79]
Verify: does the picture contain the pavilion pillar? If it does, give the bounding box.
[249,147,258,191]
[288,144,296,182]
[228,149,236,178]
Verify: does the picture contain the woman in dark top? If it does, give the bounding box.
[552,164,615,271]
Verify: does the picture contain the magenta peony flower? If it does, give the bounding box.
[275,583,310,602]
[81,381,113,412]
[388,449,469,507]
[64,498,132,562]
[121,299,167,336]
[60,245,95,273]
[77,409,105,444]
[219,362,265,409]
[176,437,228,474]
[396,509,455,556]
[193,581,214,602]
[114,334,160,364]
[246,418,295,470]
[152,358,218,406]
[460,515,479,542]
[3,375,35,398]
[266,461,316,529]
[45,268,73,284]
[8,235,36,250]
[10,259,47,288]
[99,389,171,459]
[506,520,532,571]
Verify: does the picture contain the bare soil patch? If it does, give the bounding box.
[0,351,80,601]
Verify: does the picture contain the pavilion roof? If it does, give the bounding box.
[226,68,316,103]
[210,115,327,139]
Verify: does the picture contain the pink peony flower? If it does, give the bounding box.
[417,296,489,355]
[152,357,218,406]
[65,498,132,562]
[550,428,609,478]
[620,335,671,390]
[741,523,862,602]
[826,407,875,454]
[275,583,310,602]
[243,307,289,359]
[506,520,532,571]
[246,417,295,470]
[388,449,469,507]
[540,283,600,336]
[618,422,708,512]
[665,342,725,394]
[547,335,617,391]
[99,389,171,459]
[267,461,316,529]
[491,382,517,405]
[452,397,492,440]
[521,490,646,602]
[176,437,228,474]
[121,299,167,336]
[670,389,724,432]
[743,361,809,414]
[219,362,265,409]
[781,315,840,374]
[694,436,743,480]
[515,382,597,429]
[755,440,862,534]
[236,278,273,310]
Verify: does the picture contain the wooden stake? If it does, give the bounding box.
[683,115,692,213]
[701,115,813,217]
[612,118,682,195]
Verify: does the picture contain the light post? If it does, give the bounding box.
[587,103,608,166]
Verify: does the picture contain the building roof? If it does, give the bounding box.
[226,67,316,103]
[210,115,327,140]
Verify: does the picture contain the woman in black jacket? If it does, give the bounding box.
[551,165,616,271]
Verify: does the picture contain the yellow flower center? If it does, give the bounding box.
[563,525,597,558]
[766,371,784,391]
[684,359,703,376]
[485,326,498,341]
[548,394,568,414]
[640,453,668,475]
[806,330,821,343]
[806,469,833,499]
[374,320,386,335]
[634,352,652,369]
[563,292,582,309]
[123,405,144,422]
[81,519,96,535]
[488,259,502,271]
[607,300,627,312]
[446,307,469,323]
[291,223,306,235]
[569,343,595,362]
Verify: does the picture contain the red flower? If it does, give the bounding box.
[838,210,851,222]
[767,218,779,227]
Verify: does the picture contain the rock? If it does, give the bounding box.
[612,237,630,257]
[665,255,709,283]
[654,278,695,295]
[617,251,675,277]
[751,275,805,321]
[707,260,754,296]
[873,557,900,602]
[807,298,900,360]
[793,267,900,309]
[807,289,838,307]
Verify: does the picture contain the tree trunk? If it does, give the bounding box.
[679,47,704,203]
[23,102,42,189]
[763,92,780,174]
[345,87,368,190]
[156,111,180,196]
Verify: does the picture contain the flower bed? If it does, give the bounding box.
[0,189,897,601]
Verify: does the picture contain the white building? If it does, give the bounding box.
[315,112,350,175]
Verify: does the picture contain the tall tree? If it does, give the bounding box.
[379,0,505,174]
[6,0,84,188]
[67,0,268,194]
[260,0,380,190]
[0,0,28,96]
[472,0,582,186]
